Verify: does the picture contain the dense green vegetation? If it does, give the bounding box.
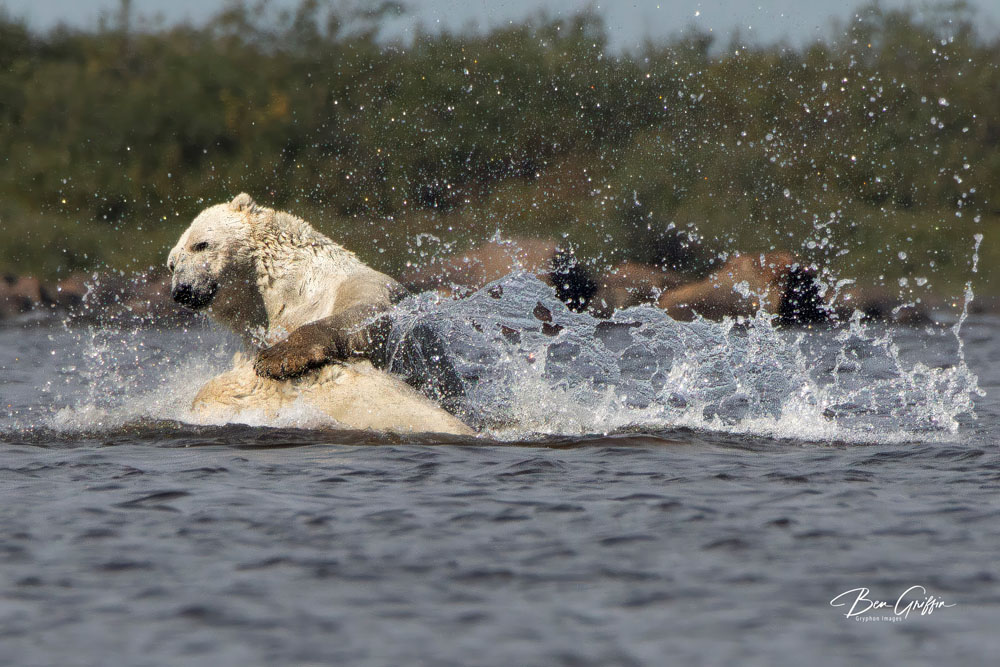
[0,0,996,296]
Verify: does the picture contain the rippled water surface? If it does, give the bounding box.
[2,291,999,665]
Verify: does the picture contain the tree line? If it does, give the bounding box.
[0,1,996,293]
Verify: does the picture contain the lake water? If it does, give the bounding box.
[1,277,998,665]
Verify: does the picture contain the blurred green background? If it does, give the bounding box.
[0,0,995,298]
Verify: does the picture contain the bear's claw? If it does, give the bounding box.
[254,342,330,379]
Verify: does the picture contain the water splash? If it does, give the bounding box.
[46,323,230,431]
[952,233,983,363]
[388,272,980,442]
[18,261,980,444]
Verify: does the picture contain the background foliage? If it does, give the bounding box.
[0,0,996,296]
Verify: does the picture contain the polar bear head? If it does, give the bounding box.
[168,193,369,345]
[166,192,276,343]
[167,193,260,310]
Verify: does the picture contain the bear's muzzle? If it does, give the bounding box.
[171,281,218,310]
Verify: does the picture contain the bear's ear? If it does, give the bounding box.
[229,193,258,214]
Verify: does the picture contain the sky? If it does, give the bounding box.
[2,0,998,49]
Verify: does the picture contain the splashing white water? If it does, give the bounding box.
[388,272,980,443]
[32,266,980,444]
[48,324,229,431]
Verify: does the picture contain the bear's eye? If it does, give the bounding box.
[192,241,210,252]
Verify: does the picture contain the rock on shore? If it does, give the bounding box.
[0,269,196,325]
[0,268,989,325]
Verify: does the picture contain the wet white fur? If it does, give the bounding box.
[169,194,472,435]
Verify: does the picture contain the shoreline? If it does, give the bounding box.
[2,269,996,326]
[0,270,196,325]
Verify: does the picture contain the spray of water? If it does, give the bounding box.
[379,269,979,443]
[25,233,981,444]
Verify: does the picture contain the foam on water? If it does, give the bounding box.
[31,268,981,444]
[47,325,227,431]
[45,324,345,433]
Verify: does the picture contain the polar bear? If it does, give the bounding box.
[167,193,472,435]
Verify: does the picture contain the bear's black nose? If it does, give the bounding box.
[171,282,215,310]
[171,282,195,306]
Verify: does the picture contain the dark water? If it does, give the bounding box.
[2,305,999,665]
